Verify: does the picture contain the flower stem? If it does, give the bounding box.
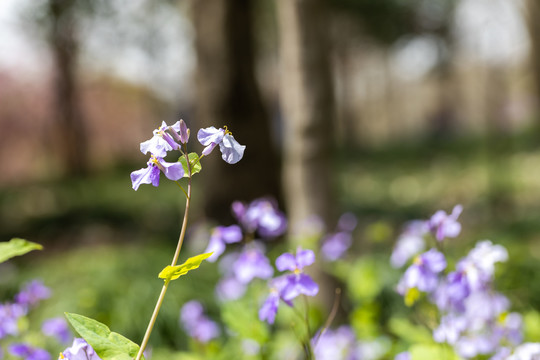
[135,149,193,360]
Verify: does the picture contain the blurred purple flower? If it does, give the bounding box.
[130,155,184,190]
[390,234,426,268]
[42,317,71,344]
[205,225,243,262]
[433,270,471,312]
[259,276,290,324]
[428,205,463,241]
[397,248,446,295]
[0,303,25,338]
[15,280,50,309]
[215,276,246,302]
[321,232,352,261]
[197,126,245,164]
[394,351,411,360]
[180,301,220,343]
[312,326,357,360]
[507,343,540,360]
[457,240,508,291]
[232,198,287,238]
[60,338,101,360]
[276,248,319,301]
[8,344,50,360]
[140,120,182,157]
[233,246,274,284]
[337,212,358,233]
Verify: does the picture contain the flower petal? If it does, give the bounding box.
[130,165,160,191]
[160,160,184,181]
[197,127,225,146]
[219,133,246,164]
[275,252,297,272]
[295,248,315,269]
[297,273,319,296]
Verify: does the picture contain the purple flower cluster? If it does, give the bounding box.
[1,280,50,339]
[393,206,534,359]
[206,198,287,301]
[259,248,319,324]
[131,120,245,190]
[180,300,220,343]
[391,205,462,268]
[9,343,50,360]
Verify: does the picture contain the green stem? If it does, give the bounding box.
[302,295,314,359]
[135,149,193,360]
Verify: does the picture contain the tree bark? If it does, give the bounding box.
[527,0,540,124]
[276,0,336,234]
[192,0,282,224]
[49,0,88,175]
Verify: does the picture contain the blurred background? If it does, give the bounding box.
[2,0,540,358]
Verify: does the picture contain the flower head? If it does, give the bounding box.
[42,317,71,344]
[130,155,184,191]
[197,126,245,164]
[275,247,319,301]
[232,198,287,238]
[15,280,51,309]
[60,338,101,360]
[204,225,243,262]
[397,248,446,295]
[9,344,50,360]
[233,246,274,284]
[259,276,290,324]
[428,205,463,242]
[140,121,183,157]
[180,301,220,343]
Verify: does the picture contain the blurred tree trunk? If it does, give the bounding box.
[48,0,88,175]
[526,0,540,123]
[192,0,282,223]
[276,0,336,235]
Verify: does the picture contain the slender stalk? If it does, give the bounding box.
[135,148,193,360]
[302,295,314,359]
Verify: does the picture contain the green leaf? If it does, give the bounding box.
[388,317,433,344]
[65,313,143,360]
[179,153,202,177]
[409,343,461,360]
[0,238,43,264]
[158,252,213,282]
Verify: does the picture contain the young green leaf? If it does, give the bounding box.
[0,238,43,264]
[158,252,213,282]
[65,312,143,360]
[179,153,202,177]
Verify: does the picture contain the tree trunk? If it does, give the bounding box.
[192,0,282,224]
[527,0,540,123]
[49,0,88,175]
[276,0,336,235]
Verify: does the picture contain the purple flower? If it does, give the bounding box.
[0,303,26,338]
[204,225,243,262]
[390,234,426,268]
[433,270,471,312]
[233,246,274,284]
[215,276,246,301]
[140,120,182,158]
[180,301,220,343]
[233,198,287,238]
[176,119,190,144]
[457,240,508,291]
[259,276,290,324]
[42,317,71,344]
[321,232,352,261]
[395,352,411,360]
[259,291,280,325]
[197,126,245,164]
[312,326,357,360]
[15,281,50,309]
[60,338,101,360]
[507,343,540,360]
[428,205,463,241]
[397,249,446,295]
[276,248,319,301]
[130,155,184,190]
[8,344,50,360]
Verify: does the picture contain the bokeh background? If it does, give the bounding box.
[2,0,540,358]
